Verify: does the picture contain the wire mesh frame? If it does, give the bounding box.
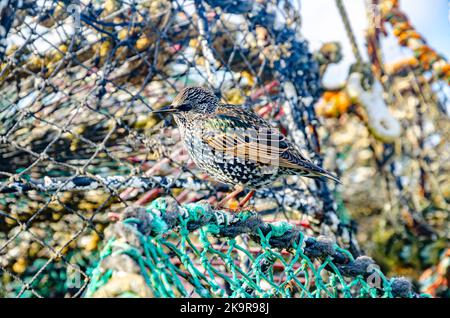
[0,0,444,298]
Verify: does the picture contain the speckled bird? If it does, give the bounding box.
[153,87,340,207]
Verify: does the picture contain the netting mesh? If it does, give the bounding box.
[0,0,448,298]
[84,197,422,298]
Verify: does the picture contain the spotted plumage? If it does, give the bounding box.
[154,87,340,189]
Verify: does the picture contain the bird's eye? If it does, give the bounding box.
[178,103,192,111]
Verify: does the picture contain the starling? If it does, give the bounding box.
[153,87,340,207]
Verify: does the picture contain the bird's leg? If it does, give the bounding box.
[216,185,244,209]
[238,189,255,208]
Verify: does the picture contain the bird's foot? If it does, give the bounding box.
[233,204,255,213]
[213,185,245,210]
[238,190,255,208]
[228,198,255,212]
[212,201,255,213]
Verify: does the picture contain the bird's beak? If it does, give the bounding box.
[151,105,178,114]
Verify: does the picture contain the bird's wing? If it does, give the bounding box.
[199,104,341,183]
[200,104,314,170]
[202,128,286,165]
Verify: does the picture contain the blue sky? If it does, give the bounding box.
[300,0,450,87]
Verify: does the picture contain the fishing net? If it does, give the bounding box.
[84,197,423,298]
[0,0,448,298]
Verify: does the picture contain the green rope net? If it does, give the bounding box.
[85,197,427,298]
